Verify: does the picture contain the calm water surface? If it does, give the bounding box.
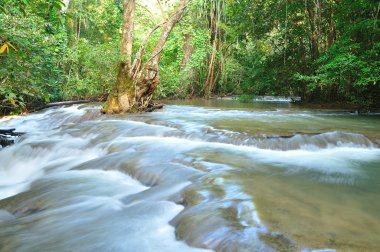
[0,99,379,252]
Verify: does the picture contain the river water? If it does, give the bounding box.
[0,99,379,252]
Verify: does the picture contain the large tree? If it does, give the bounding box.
[101,0,189,114]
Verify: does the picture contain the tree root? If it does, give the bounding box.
[145,102,164,112]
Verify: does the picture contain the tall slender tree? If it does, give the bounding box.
[203,0,224,98]
[101,0,189,114]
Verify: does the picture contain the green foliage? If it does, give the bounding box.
[65,0,121,44]
[62,39,118,100]
[209,0,380,108]
[217,57,244,95]
[237,94,257,103]
[157,18,210,98]
[1,0,380,114]
[0,0,122,114]
[60,0,122,101]
[296,38,380,107]
[0,9,66,114]
[295,0,380,108]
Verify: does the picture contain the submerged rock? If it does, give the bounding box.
[0,136,14,148]
[0,210,14,222]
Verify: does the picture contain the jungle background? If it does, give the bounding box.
[1,0,379,114]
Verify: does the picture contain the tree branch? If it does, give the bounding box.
[131,22,166,77]
[148,0,189,62]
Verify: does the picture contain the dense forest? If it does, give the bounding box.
[1,0,379,115]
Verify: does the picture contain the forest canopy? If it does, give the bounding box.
[1,0,379,115]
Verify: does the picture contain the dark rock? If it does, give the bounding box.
[0,128,24,148]
[0,137,14,148]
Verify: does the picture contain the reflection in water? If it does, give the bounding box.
[0,101,379,252]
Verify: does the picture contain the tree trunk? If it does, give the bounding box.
[306,0,321,60]
[203,1,223,98]
[327,6,336,49]
[76,16,81,40]
[181,33,193,68]
[101,0,189,114]
[120,0,135,70]
[204,35,218,98]
[101,0,135,114]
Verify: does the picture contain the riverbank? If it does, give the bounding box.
[294,101,380,113]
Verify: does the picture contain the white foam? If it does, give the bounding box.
[0,133,106,200]
[112,136,380,178]
[0,168,210,251]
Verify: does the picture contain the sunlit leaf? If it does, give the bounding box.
[0,44,9,54]
[7,42,17,51]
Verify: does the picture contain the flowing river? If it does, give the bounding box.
[0,99,379,252]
